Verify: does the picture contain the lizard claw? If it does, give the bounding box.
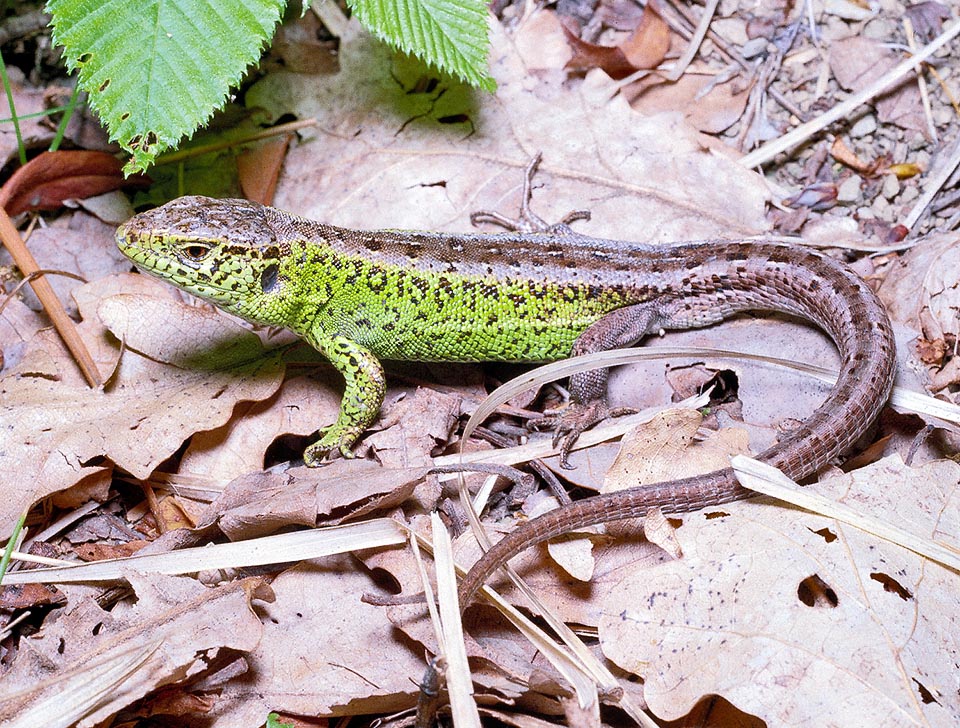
[533,400,637,468]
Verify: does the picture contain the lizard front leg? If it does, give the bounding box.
[302,331,386,466]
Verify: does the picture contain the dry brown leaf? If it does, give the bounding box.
[606,408,750,491]
[251,18,770,243]
[0,77,58,166]
[0,573,272,728]
[597,456,960,725]
[363,386,462,466]
[620,3,671,70]
[179,374,341,482]
[0,275,285,538]
[562,21,636,78]
[1,218,129,319]
[828,36,927,135]
[237,136,291,205]
[628,67,752,135]
[0,151,150,216]
[204,558,426,724]
[99,292,266,369]
[878,233,959,391]
[197,461,430,540]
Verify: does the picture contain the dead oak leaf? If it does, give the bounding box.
[0,277,285,537]
[0,573,271,728]
[597,456,960,726]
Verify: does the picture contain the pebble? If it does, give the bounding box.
[837,174,863,203]
[850,114,878,138]
[741,37,769,59]
[900,185,919,203]
[824,0,876,20]
[871,195,893,222]
[881,174,900,199]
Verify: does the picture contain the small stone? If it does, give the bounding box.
[871,196,893,222]
[863,19,889,39]
[900,185,919,203]
[741,37,769,59]
[837,174,863,203]
[824,0,877,20]
[713,18,747,46]
[850,114,878,138]
[881,174,900,199]
[933,106,953,126]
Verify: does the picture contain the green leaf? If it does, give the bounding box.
[46,0,285,174]
[348,0,494,92]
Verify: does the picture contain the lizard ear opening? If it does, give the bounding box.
[261,263,280,293]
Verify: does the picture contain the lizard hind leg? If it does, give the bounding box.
[470,153,591,234]
[536,300,669,468]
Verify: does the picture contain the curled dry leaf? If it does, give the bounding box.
[0,150,150,216]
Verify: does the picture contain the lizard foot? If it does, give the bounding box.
[470,153,590,234]
[533,400,637,469]
[303,427,362,467]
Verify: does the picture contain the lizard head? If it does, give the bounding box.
[116,196,295,325]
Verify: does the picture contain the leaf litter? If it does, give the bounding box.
[1,3,960,727]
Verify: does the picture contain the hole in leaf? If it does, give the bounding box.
[870,572,913,600]
[808,526,837,543]
[913,677,939,705]
[797,574,838,607]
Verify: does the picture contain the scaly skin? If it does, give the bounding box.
[117,193,896,616]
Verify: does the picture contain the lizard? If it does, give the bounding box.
[115,159,897,616]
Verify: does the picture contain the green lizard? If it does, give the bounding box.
[117,161,898,714]
[116,161,894,482]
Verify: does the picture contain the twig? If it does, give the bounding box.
[903,16,938,142]
[0,209,102,387]
[902,134,960,232]
[740,20,960,169]
[155,118,318,166]
[662,0,719,82]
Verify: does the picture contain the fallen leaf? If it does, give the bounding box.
[205,558,426,724]
[0,151,150,216]
[620,2,671,70]
[251,18,770,243]
[828,37,927,135]
[597,456,960,725]
[0,275,285,538]
[0,573,272,727]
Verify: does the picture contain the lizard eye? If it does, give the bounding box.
[180,243,212,262]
